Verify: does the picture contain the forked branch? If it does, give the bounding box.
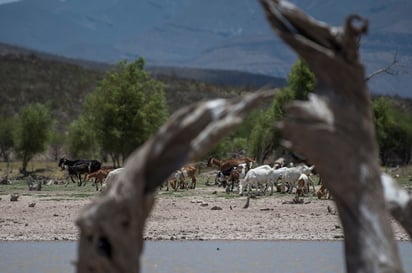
[365,51,399,81]
[259,0,410,272]
[75,89,276,273]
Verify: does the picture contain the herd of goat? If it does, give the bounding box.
[165,157,325,198]
[58,156,330,199]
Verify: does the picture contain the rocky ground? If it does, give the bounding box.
[0,186,409,241]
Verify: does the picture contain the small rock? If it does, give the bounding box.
[10,193,19,202]
[200,202,209,207]
[243,196,250,209]
[293,197,304,204]
[28,202,36,208]
[211,206,222,210]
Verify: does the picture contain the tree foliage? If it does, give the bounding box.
[48,130,66,161]
[82,58,169,166]
[66,116,98,159]
[0,116,16,162]
[247,59,315,163]
[247,109,275,163]
[14,103,52,174]
[373,96,412,165]
[287,58,316,100]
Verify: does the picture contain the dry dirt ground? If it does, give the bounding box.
[0,186,409,242]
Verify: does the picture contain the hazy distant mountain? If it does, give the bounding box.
[0,0,411,97]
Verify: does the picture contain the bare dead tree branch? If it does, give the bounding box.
[365,51,399,81]
[75,89,276,273]
[73,1,412,272]
[259,0,410,272]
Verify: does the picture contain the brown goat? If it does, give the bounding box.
[86,168,113,191]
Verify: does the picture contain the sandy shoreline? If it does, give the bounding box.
[0,186,409,242]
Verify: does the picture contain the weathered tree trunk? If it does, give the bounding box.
[258,1,411,272]
[75,90,276,273]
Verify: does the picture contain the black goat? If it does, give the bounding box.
[58,158,81,170]
[59,157,102,186]
[66,163,91,186]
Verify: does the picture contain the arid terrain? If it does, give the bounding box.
[0,185,409,241]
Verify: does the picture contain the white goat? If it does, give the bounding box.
[239,165,283,195]
[278,164,314,194]
[101,168,124,193]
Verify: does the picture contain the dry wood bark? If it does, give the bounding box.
[75,90,276,273]
[259,1,411,272]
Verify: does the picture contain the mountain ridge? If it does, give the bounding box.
[0,0,411,97]
[0,43,285,129]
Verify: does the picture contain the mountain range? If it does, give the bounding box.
[0,0,411,98]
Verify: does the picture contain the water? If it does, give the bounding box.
[0,241,411,273]
[142,241,345,273]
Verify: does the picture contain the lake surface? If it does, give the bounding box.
[0,240,411,273]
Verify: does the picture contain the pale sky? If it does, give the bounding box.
[0,0,21,5]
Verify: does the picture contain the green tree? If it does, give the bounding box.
[373,97,392,160]
[48,130,66,161]
[287,58,316,100]
[15,103,52,175]
[373,97,412,165]
[66,116,98,159]
[83,58,169,166]
[247,59,315,163]
[209,138,232,159]
[248,88,296,163]
[248,108,275,164]
[391,106,412,164]
[382,123,411,165]
[0,117,16,162]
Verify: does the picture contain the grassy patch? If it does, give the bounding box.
[1,160,411,201]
